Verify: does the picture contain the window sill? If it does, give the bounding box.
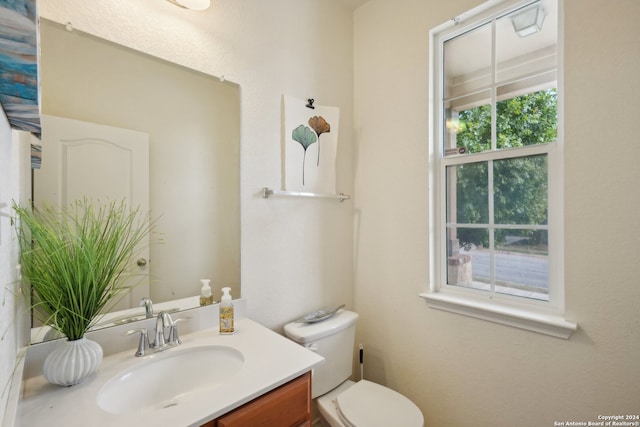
[420,292,577,339]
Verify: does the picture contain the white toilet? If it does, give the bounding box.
[284,309,424,427]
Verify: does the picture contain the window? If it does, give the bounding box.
[423,0,576,338]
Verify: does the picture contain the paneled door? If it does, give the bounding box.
[35,114,150,311]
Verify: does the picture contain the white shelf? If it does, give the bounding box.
[261,187,350,202]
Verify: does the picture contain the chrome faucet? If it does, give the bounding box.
[124,311,188,357]
[139,297,154,319]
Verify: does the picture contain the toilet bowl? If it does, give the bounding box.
[284,309,424,427]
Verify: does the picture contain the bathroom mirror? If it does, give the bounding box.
[31,19,240,343]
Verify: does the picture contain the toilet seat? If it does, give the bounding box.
[325,380,424,427]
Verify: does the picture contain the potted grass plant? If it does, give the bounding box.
[13,198,155,386]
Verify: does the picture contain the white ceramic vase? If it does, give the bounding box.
[43,337,103,386]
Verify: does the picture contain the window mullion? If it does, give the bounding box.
[488,18,497,294]
[488,159,495,294]
[491,18,497,152]
[440,164,448,288]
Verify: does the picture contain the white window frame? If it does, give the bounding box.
[421,0,577,339]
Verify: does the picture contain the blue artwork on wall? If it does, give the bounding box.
[0,0,40,135]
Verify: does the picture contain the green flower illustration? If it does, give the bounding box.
[292,124,317,185]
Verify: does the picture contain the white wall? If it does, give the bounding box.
[0,108,15,425]
[0,114,30,422]
[353,0,640,425]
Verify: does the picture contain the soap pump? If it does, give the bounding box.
[199,279,214,306]
[219,287,234,334]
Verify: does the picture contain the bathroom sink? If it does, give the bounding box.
[97,345,244,414]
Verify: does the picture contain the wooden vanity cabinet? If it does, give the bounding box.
[201,371,312,427]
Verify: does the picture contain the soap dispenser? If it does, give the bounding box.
[219,287,234,334]
[199,279,214,306]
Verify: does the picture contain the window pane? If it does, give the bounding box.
[496,89,557,149]
[494,155,547,225]
[496,1,557,84]
[443,23,492,100]
[446,162,488,225]
[447,227,489,288]
[494,229,549,301]
[446,94,492,155]
[449,228,549,301]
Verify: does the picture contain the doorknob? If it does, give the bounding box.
[136,258,148,267]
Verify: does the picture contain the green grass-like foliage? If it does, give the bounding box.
[13,199,155,341]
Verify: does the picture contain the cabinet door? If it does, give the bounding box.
[216,372,311,427]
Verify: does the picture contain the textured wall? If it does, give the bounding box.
[353,0,640,425]
[0,107,15,425]
[0,117,30,423]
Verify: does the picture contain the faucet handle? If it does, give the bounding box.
[154,312,170,349]
[168,317,190,345]
[161,311,174,326]
[124,328,149,357]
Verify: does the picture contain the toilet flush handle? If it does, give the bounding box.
[306,343,319,352]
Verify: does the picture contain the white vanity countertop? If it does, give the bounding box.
[18,318,324,427]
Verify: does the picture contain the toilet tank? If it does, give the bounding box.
[284,310,359,398]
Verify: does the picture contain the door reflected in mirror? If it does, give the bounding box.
[32,18,240,342]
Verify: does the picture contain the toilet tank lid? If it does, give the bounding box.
[284,310,358,343]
